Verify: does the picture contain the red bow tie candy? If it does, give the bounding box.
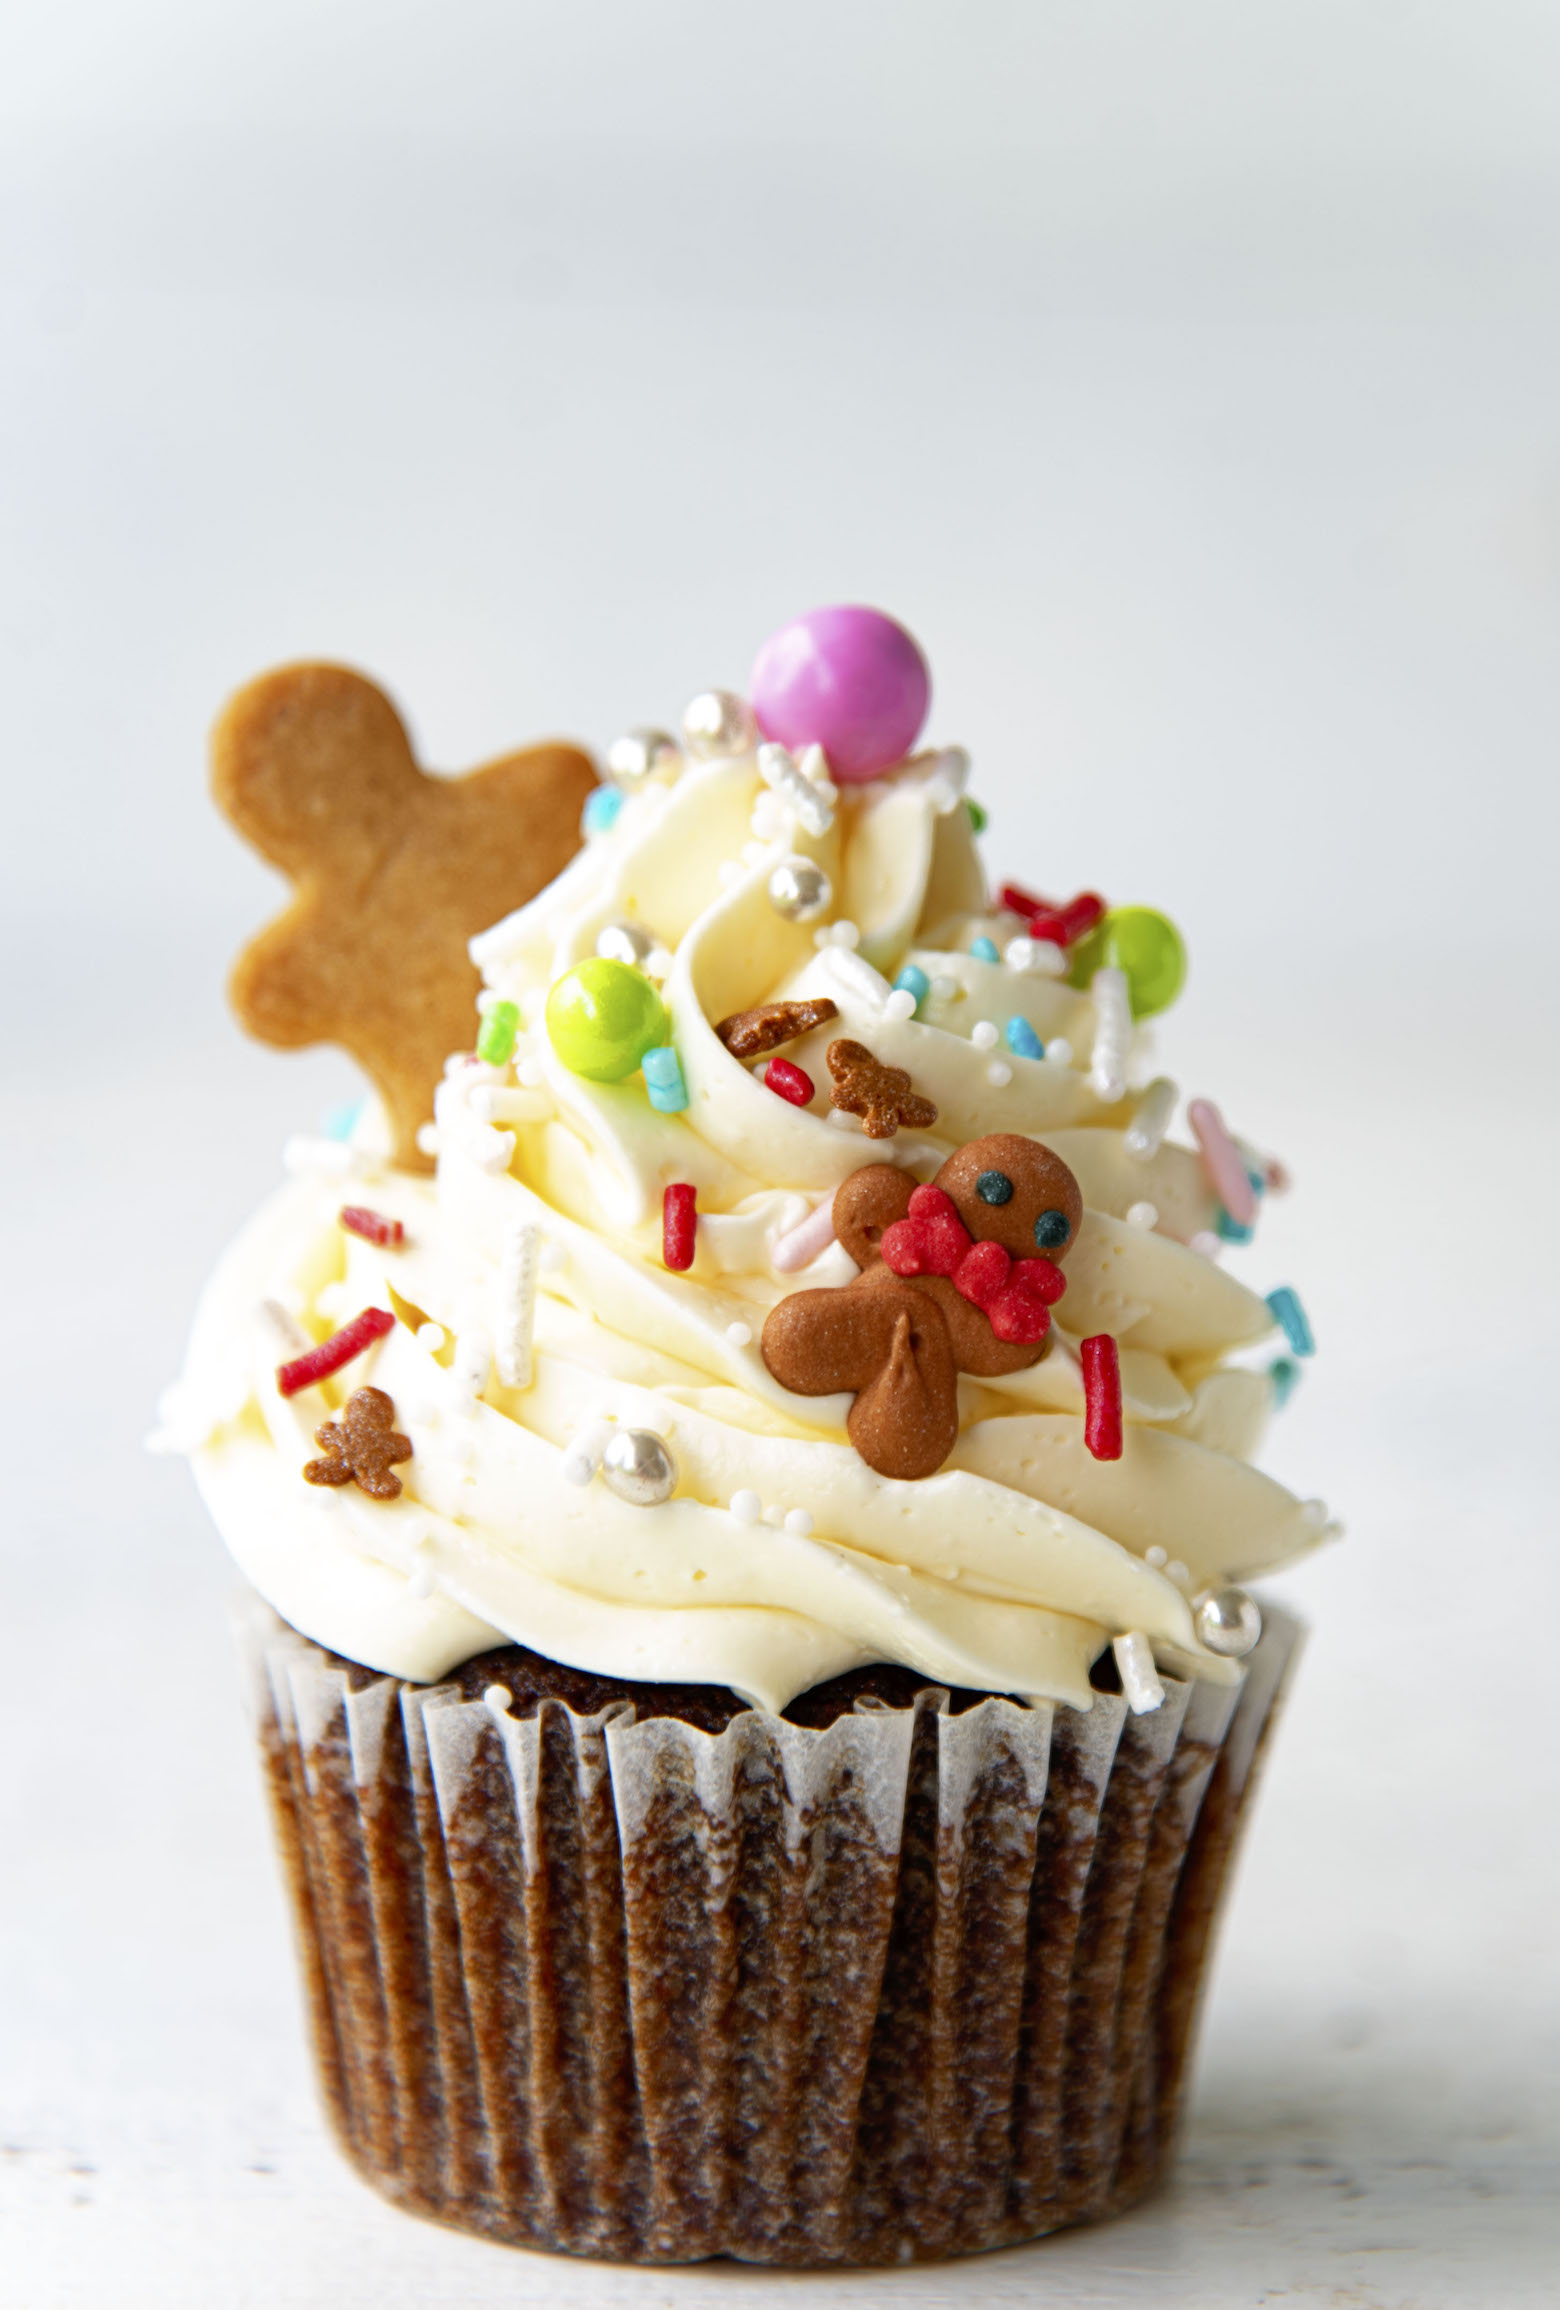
[879,1185,1068,1345]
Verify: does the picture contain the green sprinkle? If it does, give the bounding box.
[965,798,989,834]
[476,999,520,1066]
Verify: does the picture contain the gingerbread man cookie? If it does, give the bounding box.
[212,664,596,1170]
[761,1133,1083,1480]
[303,1386,412,1500]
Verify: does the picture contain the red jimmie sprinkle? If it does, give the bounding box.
[1081,1333,1123,1460]
[339,1205,405,1249]
[1002,885,1106,948]
[277,1306,396,1398]
[764,1056,815,1107]
[663,1182,697,1271]
[999,881,1062,921]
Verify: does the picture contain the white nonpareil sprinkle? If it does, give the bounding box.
[971,1019,999,1051]
[1166,1559,1190,1586]
[828,918,861,949]
[1046,1037,1073,1067]
[730,1490,762,1525]
[1189,1230,1222,1260]
[757,741,836,837]
[1126,1201,1159,1231]
[516,1055,544,1088]
[986,1060,1012,1087]
[726,1321,752,1347]
[1114,1632,1165,1715]
[494,1219,541,1389]
[884,987,917,1022]
[931,975,958,1002]
[1088,965,1132,1103]
[1125,1076,1178,1161]
[433,1074,514,1175]
[784,1508,814,1536]
[1145,1544,1168,1567]
[483,1685,513,1722]
[416,1124,440,1156]
[828,1107,861,1131]
[416,1322,447,1353]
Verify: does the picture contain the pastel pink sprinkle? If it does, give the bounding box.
[772,1198,839,1274]
[1187,1097,1258,1226]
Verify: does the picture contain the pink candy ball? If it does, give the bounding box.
[750,605,931,783]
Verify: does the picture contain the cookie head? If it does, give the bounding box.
[933,1133,1083,1263]
[211,662,595,1171]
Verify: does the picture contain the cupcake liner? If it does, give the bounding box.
[242,1597,1302,2266]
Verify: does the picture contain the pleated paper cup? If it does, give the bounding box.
[241,1597,1301,2266]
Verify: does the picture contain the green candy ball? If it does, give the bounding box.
[1069,906,1187,1019]
[545,957,667,1081]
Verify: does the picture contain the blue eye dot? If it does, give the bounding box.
[1034,1208,1070,1249]
[976,1170,1013,1205]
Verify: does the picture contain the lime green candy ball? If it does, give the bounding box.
[545,958,667,1081]
[1069,906,1187,1019]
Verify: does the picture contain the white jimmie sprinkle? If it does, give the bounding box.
[494,1220,540,1389]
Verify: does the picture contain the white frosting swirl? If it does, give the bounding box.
[180,737,1330,1710]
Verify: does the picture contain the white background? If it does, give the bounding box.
[4,4,1559,2304]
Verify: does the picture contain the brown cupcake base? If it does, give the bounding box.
[242,1600,1301,2265]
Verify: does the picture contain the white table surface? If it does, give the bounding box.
[5,943,1558,2309]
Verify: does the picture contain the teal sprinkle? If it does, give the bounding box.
[1269,1357,1301,1409]
[1248,1166,1266,1196]
[583,786,625,837]
[1004,1015,1044,1060]
[894,964,930,1012]
[965,798,989,834]
[969,935,1000,962]
[1217,1206,1254,1244]
[321,1098,364,1141]
[476,999,520,1066]
[642,1044,689,1113]
[1266,1285,1314,1356]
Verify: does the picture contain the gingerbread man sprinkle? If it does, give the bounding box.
[714,997,839,1059]
[212,664,595,1171]
[303,1386,413,1500]
[762,1133,1083,1479]
[825,1038,938,1140]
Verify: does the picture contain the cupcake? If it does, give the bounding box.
[159,607,1330,2265]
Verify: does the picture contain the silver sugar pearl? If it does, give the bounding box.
[682,688,758,759]
[1195,1587,1263,1659]
[606,727,681,786]
[595,920,655,967]
[600,1426,678,1507]
[767,855,833,924]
